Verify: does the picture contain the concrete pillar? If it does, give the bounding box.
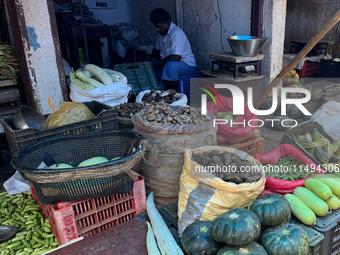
[262,0,287,88]
[8,0,67,114]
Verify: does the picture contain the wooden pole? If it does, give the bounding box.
[254,8,340,109]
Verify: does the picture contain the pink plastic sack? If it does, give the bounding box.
[207,96,258,144]
[254,144,324,191]
[259,188,294,196]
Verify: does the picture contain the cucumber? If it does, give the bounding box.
[326,196,340,210]
[313,174,340,196]
[293,187,330,216]
[284,194,316,225]
[304,178,333,200]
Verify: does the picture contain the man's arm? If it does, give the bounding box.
[151,48,160,61]
[151,54,181,68]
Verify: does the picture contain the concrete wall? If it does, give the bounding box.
[285,0,340,57]
[20,0,64,114]
[182,0,252,71]
[262,0,287,84]
[126,0,176,46]
[88,1,130,24]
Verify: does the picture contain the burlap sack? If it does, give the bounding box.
[131,110,217,208]
[323,84,340,104]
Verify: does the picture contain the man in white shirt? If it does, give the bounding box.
[150,8,197,91]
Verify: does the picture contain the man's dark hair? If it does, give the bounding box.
[150,8,171,24]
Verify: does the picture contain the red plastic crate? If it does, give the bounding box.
[31,176,146,245]
[297,60,320,78]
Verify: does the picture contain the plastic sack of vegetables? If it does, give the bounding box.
[178,146,265,235]
[42,101,95,129]
[69,64,132,107]
[254,144,324,194]
[207,96,259,144]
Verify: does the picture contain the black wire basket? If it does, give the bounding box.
[12,131,145,204]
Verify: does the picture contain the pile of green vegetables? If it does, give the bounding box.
[0,191,59,255]
[0,43,19,81]
[264,155,314,180]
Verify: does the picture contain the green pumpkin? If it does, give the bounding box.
[259,96,281,112]
[181,220,222,255]
[217,241,268,255]
[260,223,310,255]
[210,207,261,246]
[271,116,296,131]
[248,194,291,226]
[275,104,301,120]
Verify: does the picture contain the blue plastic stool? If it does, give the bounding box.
[179,73,201,102]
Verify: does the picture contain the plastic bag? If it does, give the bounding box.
[178,146,265,235]
[3,171,31,195]
[254,144,324,192]
[311,101,340,140]
[43,102,95,129]
[135,90,188,106]
[207,96,258,144]
[70,75,132,107]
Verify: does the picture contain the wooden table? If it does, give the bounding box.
[209,52,265,79]
[49,218,148,255]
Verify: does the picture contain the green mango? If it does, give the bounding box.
[215,111,232,119]
[48,163,73,169]
[78,157,109,167]
[110,157,121,161]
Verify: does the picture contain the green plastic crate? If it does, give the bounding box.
[113,62,159,94]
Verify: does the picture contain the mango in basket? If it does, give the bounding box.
[48,163,73,169]
[111,157,121,161]
[78,156,109,167]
